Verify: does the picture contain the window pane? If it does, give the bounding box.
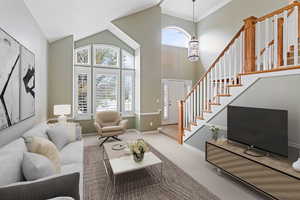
[74,67,91,120]
[122,70,134,113]
[75,46,90,65]
[162,27,190,48]
[122,50,134,69]
[94,70,119,112]
[163,84,168,119]
[94,45,119,67]
[77,74,88,114]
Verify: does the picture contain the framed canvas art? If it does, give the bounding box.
[0,27,35,131]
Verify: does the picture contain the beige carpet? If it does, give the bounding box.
[83,144,220,200]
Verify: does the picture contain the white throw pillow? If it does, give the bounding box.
[22,152,56,181]
[24,136,61,173]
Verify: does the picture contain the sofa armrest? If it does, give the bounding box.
[119,119,128,130]
[0,172,80,200]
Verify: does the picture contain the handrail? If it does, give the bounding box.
[183,25,245,102]
[257,1,300,22]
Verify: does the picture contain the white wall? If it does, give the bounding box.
[186,75,300,151]
[0,0,48,147]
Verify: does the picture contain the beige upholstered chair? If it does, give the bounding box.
[94,111,128,146]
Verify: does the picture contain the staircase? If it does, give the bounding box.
[177,2,300,144]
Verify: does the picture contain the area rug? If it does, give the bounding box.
[83,144,220,200]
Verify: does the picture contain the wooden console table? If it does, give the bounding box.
[206,140,300,200]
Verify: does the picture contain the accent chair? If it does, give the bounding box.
[94,111,128,146]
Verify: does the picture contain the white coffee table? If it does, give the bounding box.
[102,141,163,188]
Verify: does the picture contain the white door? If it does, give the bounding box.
[162,80,190,125]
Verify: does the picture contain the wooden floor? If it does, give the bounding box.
[159,124,178,140]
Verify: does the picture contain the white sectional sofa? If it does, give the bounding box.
[0,123,83,200]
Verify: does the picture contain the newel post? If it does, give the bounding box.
[243,16,257,73]
[178,100,184,144]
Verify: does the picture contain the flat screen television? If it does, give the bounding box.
[227,106,288,157]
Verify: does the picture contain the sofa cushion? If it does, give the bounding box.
[102,125,123,132]
[0,138,27,186]
[0,172,80,200]
[47,124,77,150]
[22,152,56,181]
[24,136,61,173]
[60,141,83,165]
[23,123,49,140]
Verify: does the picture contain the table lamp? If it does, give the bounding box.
[53,104,71,123]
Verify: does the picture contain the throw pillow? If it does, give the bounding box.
[47,124,78,150]
[24,136,61,173]
[0,138,28,186]
[22,152,56,181]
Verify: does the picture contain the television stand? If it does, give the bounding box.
[206,140,300,200]
[243,146,268,157]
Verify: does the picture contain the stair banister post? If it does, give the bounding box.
[243,16,257,73]
[178,100,184,144]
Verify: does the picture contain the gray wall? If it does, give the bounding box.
[161,14,200,84]
[186,75,300,152]
[113,6,162,131]
[48,36,74,118]
[162,45,198,84]
[197,0,288,70]
[162,14,196,36]
[0,0,48,147]
[75,30,134,54]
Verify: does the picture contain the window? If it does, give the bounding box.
[74,67,91,120]
[93,68,120,112]
[74,45,135,119]
[93,45,119,67]
[74,45,91,65]
[162,27,190,48]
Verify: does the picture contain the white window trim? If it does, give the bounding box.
[122,49,135,69]
[121,69,135,115]
[93,44,120,68]
[93,67,121,117]
[74,67,92,120]
[74,45,91,66]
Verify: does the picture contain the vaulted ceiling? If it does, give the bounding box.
[24,0,231,42]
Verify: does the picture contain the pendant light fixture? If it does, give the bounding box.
[188,0,200,62]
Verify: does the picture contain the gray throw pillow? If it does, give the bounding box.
[46,125,71,150]
[22,152,56,181]
[0,139,27,186]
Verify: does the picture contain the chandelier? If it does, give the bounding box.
[188,0,200,62]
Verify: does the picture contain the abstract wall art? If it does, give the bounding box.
[0,28,35,131]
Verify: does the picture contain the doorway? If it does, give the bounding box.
[162,79,192,125]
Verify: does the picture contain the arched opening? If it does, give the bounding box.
[162,26,191,48]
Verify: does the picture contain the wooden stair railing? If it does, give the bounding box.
[177,26,245,144]
[177,1,300,144]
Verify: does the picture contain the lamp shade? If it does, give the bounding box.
[53,104,71,116]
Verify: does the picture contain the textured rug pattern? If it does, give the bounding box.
[83,144,220,200]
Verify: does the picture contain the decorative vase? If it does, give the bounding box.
[133,150,144,162]
[212,132,218,141]
[292,158,300,172]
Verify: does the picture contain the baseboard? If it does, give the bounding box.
[183,143,205,157]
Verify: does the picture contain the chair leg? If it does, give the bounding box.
[99,137,110,147]
[112,136,121,141]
